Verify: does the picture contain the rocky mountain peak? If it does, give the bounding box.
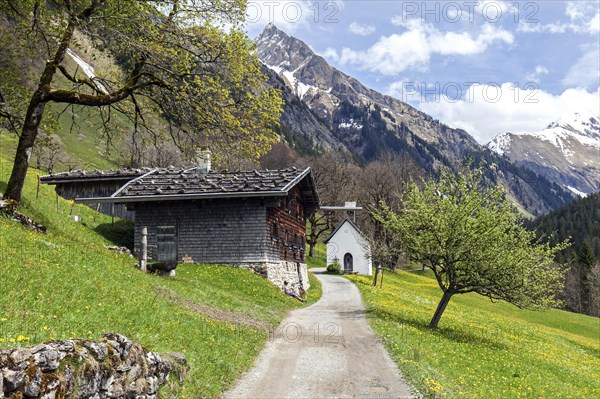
[256,25,576,214]
[256,23,316,71]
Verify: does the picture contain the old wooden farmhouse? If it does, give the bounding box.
[41,166,319,290]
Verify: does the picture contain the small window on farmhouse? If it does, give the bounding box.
[272,223,279,239]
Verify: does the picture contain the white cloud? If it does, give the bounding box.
[348,22,375,36]
[245,1,344,33]
[589,12,600,33]
[387,79,415,99]
[518,1,600,35]
[474,0,512,16]
[562,47,600,89]
[525,65,549,84]
[322,47,339,62]
[417,83,600,143]
[338,20,513,76]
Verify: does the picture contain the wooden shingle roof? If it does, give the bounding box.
[116,167,308,198]
[40,168,153,184]
[53,167,320,214]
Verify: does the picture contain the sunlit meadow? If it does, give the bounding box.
[348,271,600,399]
[0,135,321,397]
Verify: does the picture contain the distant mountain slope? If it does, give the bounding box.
[260,64,346,156]
[256,23,575,215]
[526,192,600,259]
[488,112,600,196]
[256,23,481,165]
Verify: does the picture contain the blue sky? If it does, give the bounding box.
[244,1,600,143]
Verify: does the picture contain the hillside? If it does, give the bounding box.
[526,192,600,259]
[0,135,321,398]
[348,270,600,399]
[488,112,600,197]
[255,24,575,216]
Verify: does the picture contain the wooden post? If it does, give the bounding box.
[140,227,148,272]
[111,203,115,225]
[55,192,59,212]
[36,175,40,199]
[93,203,100,222]
[373,264,381,287]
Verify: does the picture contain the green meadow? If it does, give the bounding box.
[0,138,321,397]
[348,270,600,399]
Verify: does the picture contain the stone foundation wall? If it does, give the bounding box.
[236,261,309,293]
[0,333,186,399]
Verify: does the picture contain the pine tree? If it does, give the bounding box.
[578,241,596,313]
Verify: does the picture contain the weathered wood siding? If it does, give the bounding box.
[55,181,134,221]
[133,198,270,264]
[266,186,306,263]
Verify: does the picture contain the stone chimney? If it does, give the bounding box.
[195,150,211,173]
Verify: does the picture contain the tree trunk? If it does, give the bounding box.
[429,290,453,328]
[4,98,48,203]
[309,241,315,258]
[4,17,76,203]
[372,266,379,286]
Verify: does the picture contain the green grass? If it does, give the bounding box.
[347,270,600,399]
[0,146,322,398]
[50,102,125,170]
[306,241,327,268]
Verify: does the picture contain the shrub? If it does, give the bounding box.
[327,258,342,274]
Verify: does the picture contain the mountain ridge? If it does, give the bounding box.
[488,111,600,196]
[256,23,576,215]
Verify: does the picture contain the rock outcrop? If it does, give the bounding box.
[0,333,186,399]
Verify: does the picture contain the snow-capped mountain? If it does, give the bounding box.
[256,23,575,215]
[488,112,600,196]
[256,23,482,163]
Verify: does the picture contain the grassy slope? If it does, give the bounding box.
[0,139,322,397]
[51,102,123,170]
[307,241,327,269]
[347,270,600,399]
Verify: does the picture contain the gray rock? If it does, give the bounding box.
[85,341,109,360]
[106,379,124,398]
[1,334,187,398]
[9,347,32,366]
[34,348,60,371]
[23,366,43,396]
[48,340,75,358]
[64,365,75,396]
[2,367,25,391]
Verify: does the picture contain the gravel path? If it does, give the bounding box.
[224,268,415,399]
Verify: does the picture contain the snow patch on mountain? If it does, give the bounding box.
[66,48,108,94]
[566,186,587,198]
[338,119,363,130]
[265,64,321,100]
[487,132,512,155]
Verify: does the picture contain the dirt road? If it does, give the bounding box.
[224,269,415,399]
